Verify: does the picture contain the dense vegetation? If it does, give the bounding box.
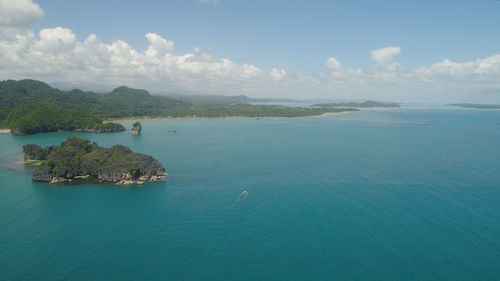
[24,136,166,184]
[450,103,500,109]
[5,104,124,135]
[0,79,355,133]
[313,100,400,108]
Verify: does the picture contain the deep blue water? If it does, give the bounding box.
[1,109,499,281]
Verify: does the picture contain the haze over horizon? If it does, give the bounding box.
[0,0,499,103]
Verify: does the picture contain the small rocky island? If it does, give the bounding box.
[131,122,142,135]
[23,136,166,184]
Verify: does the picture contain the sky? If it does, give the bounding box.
[0,0,499,102]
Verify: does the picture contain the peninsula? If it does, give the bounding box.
[23,136,166,184]
[0,79,357,135]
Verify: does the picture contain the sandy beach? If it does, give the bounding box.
[105,111,355,123]
[0,129,10,134]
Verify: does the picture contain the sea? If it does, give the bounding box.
[1,108,499,281]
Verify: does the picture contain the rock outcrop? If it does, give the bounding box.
[131,122,141,135]
[96,122,126,133]
[23,136,166,185]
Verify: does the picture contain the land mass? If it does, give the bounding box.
[450,103,500,109]
[0,79,357,135]
[23,136,166,184]
[312,100,400,108]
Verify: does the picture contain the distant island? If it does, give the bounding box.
[312,100,400,108]
[24,136,166,184]
[0,79,357,135]
[450,103,500,109]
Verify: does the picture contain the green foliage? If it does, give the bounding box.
[127,166,137,176]
[6,104,104,135]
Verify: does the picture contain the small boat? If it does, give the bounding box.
[242,190,248,195]
[168,130,176,133]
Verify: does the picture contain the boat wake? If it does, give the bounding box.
[231,190,249,207]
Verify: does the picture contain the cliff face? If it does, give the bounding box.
[131,122,141,135]
[24,136,166,184]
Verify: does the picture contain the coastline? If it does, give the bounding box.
[105,111,355,123]
[0,129,10,134]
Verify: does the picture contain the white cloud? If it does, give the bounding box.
[270,68,287,81]
[417,55,500,80]
[145,32,174,58]
[0,0,43,40]
[321,48,500,101]
[35,27,76,53]
[416,55,500,89]
[0,26,283,94]
[371,46,401,64]
[324,57,362,81]
[325,57,341,71]
[199,0,219,4]
[0,0,43,28]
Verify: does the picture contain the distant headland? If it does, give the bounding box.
[23,136,166,185]
[450,103,500,109]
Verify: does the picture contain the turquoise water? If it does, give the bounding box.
[1,109,499,281]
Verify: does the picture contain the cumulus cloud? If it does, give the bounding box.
[371,46,401,64]
[324,57,362,81]
[0,26,287,94]
[35,27,76,53]
[0,0,43,38]
[0,0,43,28]
[321,48,500,101]
[416,55,500,90]
[145,32,174,58]
[0,0,499,101]
[270,68,287,81]
[325,57,341,71]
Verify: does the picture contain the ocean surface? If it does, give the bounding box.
[1,108,499,281]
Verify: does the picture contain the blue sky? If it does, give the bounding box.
[35,0,499,71]
[1,0,499,102]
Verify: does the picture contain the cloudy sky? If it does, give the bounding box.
[0,0,499,102]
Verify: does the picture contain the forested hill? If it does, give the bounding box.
[0,79,187,121]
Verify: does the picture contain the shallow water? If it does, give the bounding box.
[1,109,499,280]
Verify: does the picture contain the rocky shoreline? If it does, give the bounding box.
[47,173,166,185]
